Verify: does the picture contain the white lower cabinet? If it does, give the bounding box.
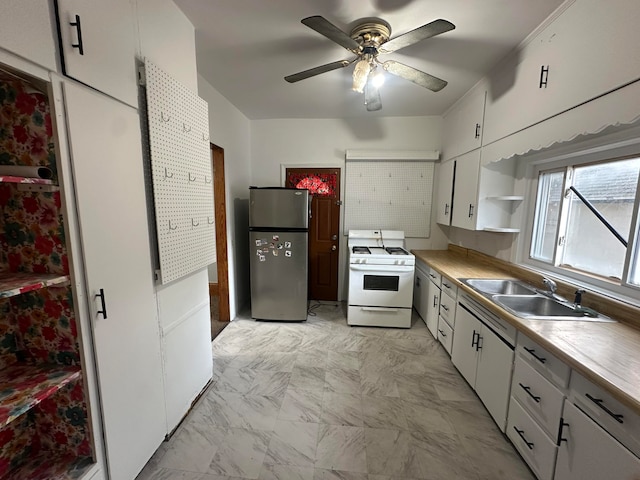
[451,294,516,431]
[555,401,640,480]
[414,263,440,338]
[437,318,453,354]
[507,398,558,480]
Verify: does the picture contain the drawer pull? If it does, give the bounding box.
[513,427,534,450]
[441,304,449,312]
[438,329,446,338]
[523,347,546,364]
[429,273,437,279]
[443,282,451,289]
[519,383,541,403]
[433,295,438,308]
[585,393,624,424]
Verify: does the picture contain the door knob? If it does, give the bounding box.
[331,245,337,251]
[331,234,337,240]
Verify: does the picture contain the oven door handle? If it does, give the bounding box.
[350,265,415,272]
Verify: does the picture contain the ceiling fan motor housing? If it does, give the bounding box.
[350,21,392,50]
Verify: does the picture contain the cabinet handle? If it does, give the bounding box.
[95,288,108,319]
[444,203,449,216]
[471,330,479,349]
[441,304,449,312]
[585,393,624,424]
[513,427,534,450]
[70,14,85,55]
[438,329,446,337]
[557,418,569,445]
[416,277,421,287]
[523,346,546,364]
[519,383,541,403]
[539,65,549,88]
[475,123,481,139]
[468,204,474,218]
[429,273,436,280]
[433,295,438,308]
[442,282,450,290]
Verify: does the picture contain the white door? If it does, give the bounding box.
[555,402,640,480]
[56,0,138,107]
[451,149,481,230]
[436,160,455,225]
[451,305,480,387]
[63,82,166,480]
[475,326,514,432]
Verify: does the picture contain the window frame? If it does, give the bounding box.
[518,138,640,306]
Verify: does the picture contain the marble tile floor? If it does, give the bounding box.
[137,303,535,480]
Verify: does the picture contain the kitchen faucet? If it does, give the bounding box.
[542,277,557,297]
[574,289,585,308]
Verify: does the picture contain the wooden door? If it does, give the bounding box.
[63,82,166,479]
[285,168,340,301]
[210,144,230,322]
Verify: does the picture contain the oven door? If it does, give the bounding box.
[348,264,414,308]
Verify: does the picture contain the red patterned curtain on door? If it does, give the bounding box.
[286,172,337,197]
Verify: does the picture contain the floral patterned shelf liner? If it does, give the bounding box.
[0,363,81,428]
[0,273,70,300]
[4,453,92,480]
[0,176,53,185]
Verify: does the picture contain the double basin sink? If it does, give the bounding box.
[460,278,615,322]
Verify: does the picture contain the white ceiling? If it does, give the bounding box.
[173,0,565,120]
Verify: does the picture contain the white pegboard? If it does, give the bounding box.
[344,160,434,237]
[144,59,216,284]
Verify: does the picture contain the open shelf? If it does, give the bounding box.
[0,272,70,300]
[0,362,81,428]
[4,453,93,480]
[484,227,520,233]
[0,175,53,185]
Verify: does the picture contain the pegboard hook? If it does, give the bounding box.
[160,111,171,123]
[168,220,177,231]
[207,217,214,225]
[188,172,197,182]
[183,123,191,133]
[163,167,173,180]
[191,218,199,228]
[203,133,210,141]
[205,175,212,184]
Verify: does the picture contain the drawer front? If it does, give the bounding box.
[427,267,442,286]
[507,397,558,480]
[439,293,456,326]
[570,372,640,459]
[440,276,457,299]
[512,356,565,438]
[437,317,453,355]
[517,334,571,388]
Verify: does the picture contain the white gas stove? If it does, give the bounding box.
[347,230,415,328]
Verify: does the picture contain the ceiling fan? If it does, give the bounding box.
[284,15,455,111]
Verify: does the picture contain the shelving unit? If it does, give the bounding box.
[0,176,53,185]
[0,272,70,299]
[487,195,525,201]
[484,227,521,233]
[482,195,524,232]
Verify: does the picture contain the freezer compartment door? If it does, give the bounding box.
[250,231,308,320]
[249,188,309,229]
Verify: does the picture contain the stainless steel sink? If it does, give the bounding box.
[462,278,537,296]
[492,294,615,322]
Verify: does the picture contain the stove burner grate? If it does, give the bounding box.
[352,246,371,254]
[386,247,408,255]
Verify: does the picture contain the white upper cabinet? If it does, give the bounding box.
[451,149,481,230]
[442,86,487,161]
[0,1,57,71]
[483,0,640,145]
[55,0,138,107]
[436,160,455,226]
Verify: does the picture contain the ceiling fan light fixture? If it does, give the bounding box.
[352,58,371,93]
[370,68,385,89]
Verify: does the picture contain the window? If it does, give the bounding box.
[529,155,640,290]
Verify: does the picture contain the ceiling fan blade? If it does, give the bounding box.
[301,16,361,53]
[380,19,455,54]
[364,83,382,111]
[285,59,354,83]
[383,60,448,92]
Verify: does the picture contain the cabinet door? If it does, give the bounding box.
[436,160,455,225]
[475,326,514,432]
[442,87,486,161]
[451,149,481,230]
[0,1,57,71]
[424,280,440,339]
[63,82,166,480]
[451,304,480,387]
[55,0,138,107]
[555,402,640,480]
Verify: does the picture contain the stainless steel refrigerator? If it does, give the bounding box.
[249,187,309,321]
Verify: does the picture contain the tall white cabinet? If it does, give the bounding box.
[63,81,166,480]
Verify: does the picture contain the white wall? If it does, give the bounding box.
[197,75,252,318]
[251,116,449,300]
